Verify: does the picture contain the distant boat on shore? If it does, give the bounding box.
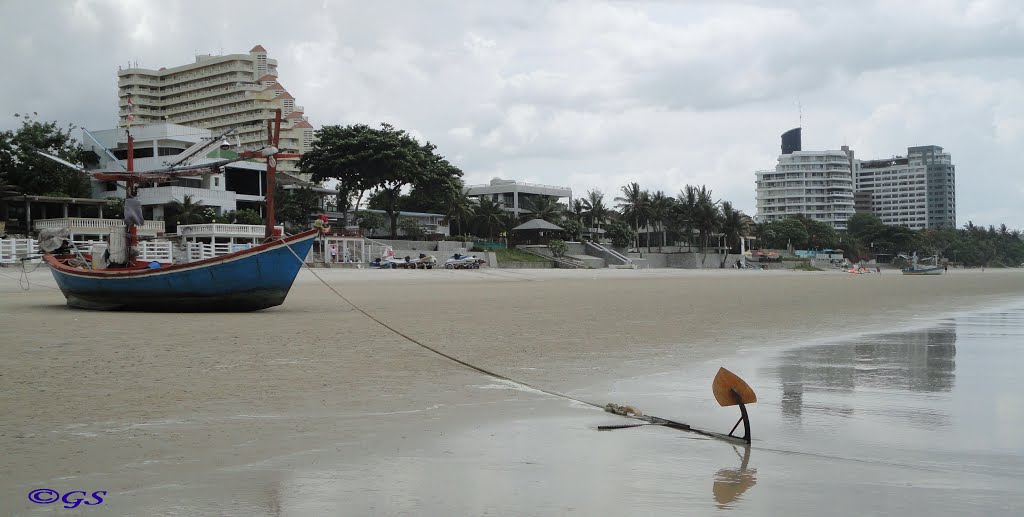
[900,253,944,276]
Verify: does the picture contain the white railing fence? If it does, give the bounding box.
[137,241,173,263]
[33,218,165,232]
[185,242,255,262]
[0,238,174,265]
[178,224,283,238]
[0,239,39,264]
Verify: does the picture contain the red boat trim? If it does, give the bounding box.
[45,229,319,279]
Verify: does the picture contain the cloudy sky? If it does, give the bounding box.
[2,0,1023,227]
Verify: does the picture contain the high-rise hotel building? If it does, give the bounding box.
[853,146,956,230]
[754,128,856,230]
[116,45,314,178]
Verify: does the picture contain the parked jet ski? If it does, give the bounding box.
[445,253,485,269]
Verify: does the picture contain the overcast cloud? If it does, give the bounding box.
[2,0,1022,227]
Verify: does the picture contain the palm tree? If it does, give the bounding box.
[523,196,563,224]
[582,189,608,238]
[718,201,750,267]
[169,194,207,226]
[691,185,721,265]
[473,197,505,240]
[446,189,476,237]
[565,198,586,224]
[614,182,648,249]
[648,191,674,250]
[674,186,699,251]
[498,211,521,243]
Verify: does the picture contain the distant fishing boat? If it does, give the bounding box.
[901,252,944,276]
[38,109,316,311]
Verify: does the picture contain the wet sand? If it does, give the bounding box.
[2,267,1023,515]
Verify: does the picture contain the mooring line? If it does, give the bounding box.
[281,240,607,411]
[0,264,60,291]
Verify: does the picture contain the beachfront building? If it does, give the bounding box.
[853,146,956,229]
[464,178,572,216]
[754,129,856,230]
[84,123,271,228]
[116,45,314,179]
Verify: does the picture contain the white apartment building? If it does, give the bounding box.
[116,45,314,179]
[464,178,572,216]
[853,145,956,230]
[755,150,856,230]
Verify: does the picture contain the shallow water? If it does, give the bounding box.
[278,303,1024,515]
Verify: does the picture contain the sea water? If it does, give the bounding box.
[296,303,1024,515]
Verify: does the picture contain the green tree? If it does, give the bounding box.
[615,182,649,248]
[846,213,887,244]
[398,216,427,240]
[103,197,124,220]
[794,215,839,250]
[301,123,462,238]
[523,196,563,224]
[406,170,464,215]
[473,197,505,240]
[566,198,586,223]
[299,124,376,225]
[718,201,750,267]
[690,185,721,264]
[444,187,476,237]
[582,189,608,236]
[275,185,320,232]
[356,211,386,237]
[0,113,95,197]
[168,194,210,230]
[222,208,263,225]
[673,186,699,251]
[498,211,521,241]
[548,239,568,257]
[605,220,636,249]
[767,218,809,249]
[648,191,674,249]
[560,218,584,241]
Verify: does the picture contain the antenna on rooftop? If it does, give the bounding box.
[798,100,803,129]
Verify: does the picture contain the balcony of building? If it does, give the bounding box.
[159,83,263,106]
[135,186,238,210]
[33,218,165,238]
[177,223,282,240]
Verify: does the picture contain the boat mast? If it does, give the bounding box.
[264,109,283,240]
[126,127,139,254]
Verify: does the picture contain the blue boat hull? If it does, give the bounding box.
[46,231,317,312]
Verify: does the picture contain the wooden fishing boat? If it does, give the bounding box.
[44,230,316,311]
[901,265,943,276]
[900,252,944,275]
[38,109,315,311]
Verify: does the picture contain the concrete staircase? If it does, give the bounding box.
[585,241,636,268]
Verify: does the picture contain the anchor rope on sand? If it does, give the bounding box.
[0,259,59,291]
[278,240,625,411]
[280,238,756,445]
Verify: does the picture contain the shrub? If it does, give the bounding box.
[605,221,635,249]
[548,239,568,257]
[398,217,427,240]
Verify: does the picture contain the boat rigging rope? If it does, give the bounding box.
[279,238,610,412]
[0,259,58,291]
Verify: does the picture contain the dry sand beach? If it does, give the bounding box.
[2,267,1024,515]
